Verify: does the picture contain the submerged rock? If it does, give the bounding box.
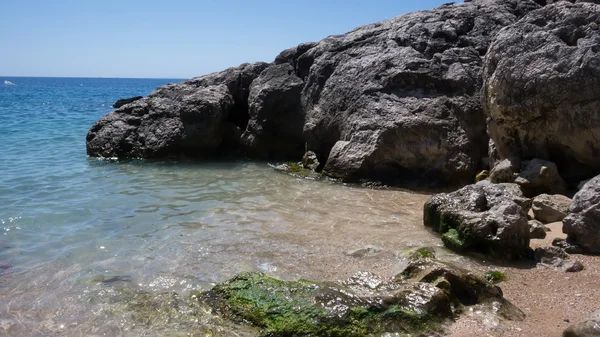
[424,181,531,259]
[563,175,600,254]
[205,258,523,336]
[483,2,600,183]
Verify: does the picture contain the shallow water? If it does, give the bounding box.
[0,77,470,336]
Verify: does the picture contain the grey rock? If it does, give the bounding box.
[423,180,531,260]
[87,63,269,158]
[529,220,548,239]
[299,0,542,186]
[113,96,143,109]
[563,175,600,254]
[489,158,519,184]
[241,63,306,159]
[553,238,584,254]
[483,2,600,183]
[534,246,569,267]
[564,260,584,273]
[514,159,568,197]
[564,310,600,337]
[533,194,572,223]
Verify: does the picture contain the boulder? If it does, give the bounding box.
[529,220,548,239]
[113,96,143,109]
[515,159,567,197]
[563,175,600,254]
[297,0,542,186]
[483,2,600,183]
[564,310,600,337]
[241,63,305,159]
[532,194,572,223]
[86,62,269,158]
[423,181,531,259]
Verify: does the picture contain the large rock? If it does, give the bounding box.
[241,64,306,159]
[563,175,600,254]
[294,0,542,186]
[515,159,567,197]
[483,2,600,183]
[564,309,600,337]
[532,194,572,223]
[423,181,531,259]
[86,63,269,158]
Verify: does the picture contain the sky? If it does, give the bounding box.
[1,0,451,79]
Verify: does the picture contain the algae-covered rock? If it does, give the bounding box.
[423,181,531,260]
[270,162,323,180]
[205,258,523,336]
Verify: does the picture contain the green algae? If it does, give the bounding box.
[484,270,507,283]
[207,272,445,337]
[441,228,467,252]
[275,162,323,179]
[402,247,436,260]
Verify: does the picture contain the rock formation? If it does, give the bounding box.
[87,0,549,187]
[423,181,531,259]
[483,1,600,183]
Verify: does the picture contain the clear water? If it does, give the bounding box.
[0,77,457,336]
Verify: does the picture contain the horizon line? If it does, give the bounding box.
[1,75,189,80]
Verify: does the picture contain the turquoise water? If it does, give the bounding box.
[0,77,443,336]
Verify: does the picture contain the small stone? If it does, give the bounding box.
[529,220,548,239]
[564,261,584,273]
[346,245,383,258]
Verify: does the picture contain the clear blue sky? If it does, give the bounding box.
[1,0,450,79]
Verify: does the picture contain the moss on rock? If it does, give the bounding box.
[484,270,507,283]
[206,272,448,337]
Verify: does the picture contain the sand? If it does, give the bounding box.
[447,222,600,337]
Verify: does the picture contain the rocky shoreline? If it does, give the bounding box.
[88,0,600,335]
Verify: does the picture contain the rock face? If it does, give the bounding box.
[564,309,600,337]
[86,63,269,158]
[563,175,600,254]
[87,0,546,186]
[297,0,541,185]
[423,181,531,259]
[241,63,305,159]
[483,1,600,183]
[205,258,523,336]
[532,194,572,223]
[113,96,143,109]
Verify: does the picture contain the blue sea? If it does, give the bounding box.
[0,77,439,336]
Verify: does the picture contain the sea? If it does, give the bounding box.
[0,77,451,336]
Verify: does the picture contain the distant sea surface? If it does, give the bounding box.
[0,77,443,336]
